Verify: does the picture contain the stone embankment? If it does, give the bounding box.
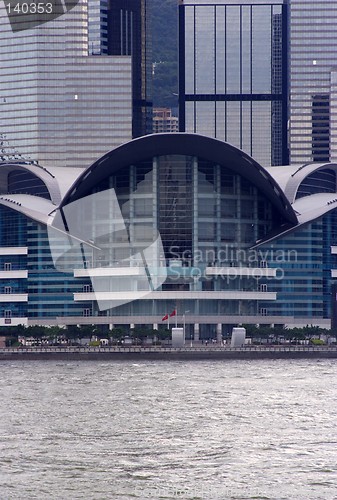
[1,346,337,361]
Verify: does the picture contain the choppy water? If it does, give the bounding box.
[0,359,337,500]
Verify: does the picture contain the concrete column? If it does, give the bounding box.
[152,323,158,342]
[217,323,222,343]
[194,323,200,341]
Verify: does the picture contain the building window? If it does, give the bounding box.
[83,308,92,317]
[221,223,237,242]
[83,284,91,293]
[259,284,268,292]
[260,260,267,268]
[4,262,12,271]
[4,310,12,318]
[260,308,267,316]
[4,286,11,294]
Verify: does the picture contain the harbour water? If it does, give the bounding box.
[0,359,336,499]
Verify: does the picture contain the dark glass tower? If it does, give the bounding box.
[179,0,289,166]
[107,0,153,137]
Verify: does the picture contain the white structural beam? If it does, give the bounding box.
[0,271,28,279]
[0,247,28,255]
[74,267,145,278]
[205,267,277,277]
[74,290,277,302]
[0,294,28,302]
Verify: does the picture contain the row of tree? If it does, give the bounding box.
[1,323,336,346]
[242,324,335,343]
[0,324,173,345]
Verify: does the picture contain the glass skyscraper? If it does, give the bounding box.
[179,0,289,167]
[0,0,152,169]
[288,0,337,164]
[107,0,153,138]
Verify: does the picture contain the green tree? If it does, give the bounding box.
[156,328,171,341]
[131,327,150,343]
[66,325,82,340]
[25,325,46,339]
[108,327,127,342]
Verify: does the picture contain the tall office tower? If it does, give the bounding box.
[289,0,337,164]
[330,71,337,163]
[0,0,151,169]
[107,0,153,137]
[88,0,109,55]
[179,0,288,166]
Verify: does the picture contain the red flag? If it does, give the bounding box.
[169,309,176,317]
[162,314,169,321]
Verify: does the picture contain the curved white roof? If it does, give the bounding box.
[42,166,85,199]
[264,165,298,194]
[266,162,337,203]
[293,193,337,225]
[0,194,55,225]
[61,132,298,225]
[0,162,84,205]
[3,144,337,247]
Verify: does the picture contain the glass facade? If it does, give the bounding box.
[27,222,89,318]
[0,206,27,248]
[296,168,336,200]
[179,0,288,166]
[74,154,284,323]
[2,137,337,331]
[259,208,337,321]
[0,199,91,321]
[107,0,153,137]
[0,205,27,321]
[258,223,324,318]
[8,170,51,199]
